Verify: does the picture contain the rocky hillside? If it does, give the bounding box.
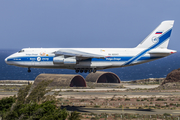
[162,68,180,84]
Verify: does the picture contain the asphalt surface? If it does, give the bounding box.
[0,91,180,96]
[53,91,180,96]
[61,106,180,115]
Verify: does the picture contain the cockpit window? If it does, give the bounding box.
[18,50,24,53]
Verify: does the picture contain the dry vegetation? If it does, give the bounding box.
[1,78,180,119]
[57,95,180,110]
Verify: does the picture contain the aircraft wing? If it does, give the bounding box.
[54,49,105,59]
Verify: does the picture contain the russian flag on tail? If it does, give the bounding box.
[155,31,163,34]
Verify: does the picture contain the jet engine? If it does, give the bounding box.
[53,56,77,64]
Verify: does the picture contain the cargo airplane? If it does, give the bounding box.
[5,20,176,73]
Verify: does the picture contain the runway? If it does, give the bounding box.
[1,91,180,97]
[61,106,180,115]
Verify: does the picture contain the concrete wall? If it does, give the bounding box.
[85,71,120,83]
[34,74,87,87]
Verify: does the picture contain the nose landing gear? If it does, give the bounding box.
[28,68,31,73]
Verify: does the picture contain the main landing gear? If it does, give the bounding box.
[28,68,31,73]
[75,68,97,73]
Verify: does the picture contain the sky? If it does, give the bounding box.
[0,0,180,51]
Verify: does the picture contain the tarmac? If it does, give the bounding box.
[61,106,180,115]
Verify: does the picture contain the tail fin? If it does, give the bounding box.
[136,20,174,49]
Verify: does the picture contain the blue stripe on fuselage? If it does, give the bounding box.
[7,56,160,63]
[7,56,54,62]
[82,56,161,62]
[84,57,132,62]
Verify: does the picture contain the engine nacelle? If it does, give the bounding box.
[53,56,64,64]
[53,56,77,64]
[64,58,76,64]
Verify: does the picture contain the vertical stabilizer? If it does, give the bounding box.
[136,20,174,49]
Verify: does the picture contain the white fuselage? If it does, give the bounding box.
[5,48,175,70]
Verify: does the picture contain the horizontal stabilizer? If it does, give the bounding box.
[148,49,176,54]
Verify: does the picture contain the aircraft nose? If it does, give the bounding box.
[5,57,9,64]
[5,53,19,65]
[5,56,12,65]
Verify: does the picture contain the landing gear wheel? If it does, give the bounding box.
[93,68,96,73]
[75,69,79,73]
[28,68,31,73]
[89,69,92,73]
[84,69,87,73]
[80,69,83,73]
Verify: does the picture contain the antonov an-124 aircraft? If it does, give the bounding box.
[5,20,176,73]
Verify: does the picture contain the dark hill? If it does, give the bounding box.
[162,68,180,84]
